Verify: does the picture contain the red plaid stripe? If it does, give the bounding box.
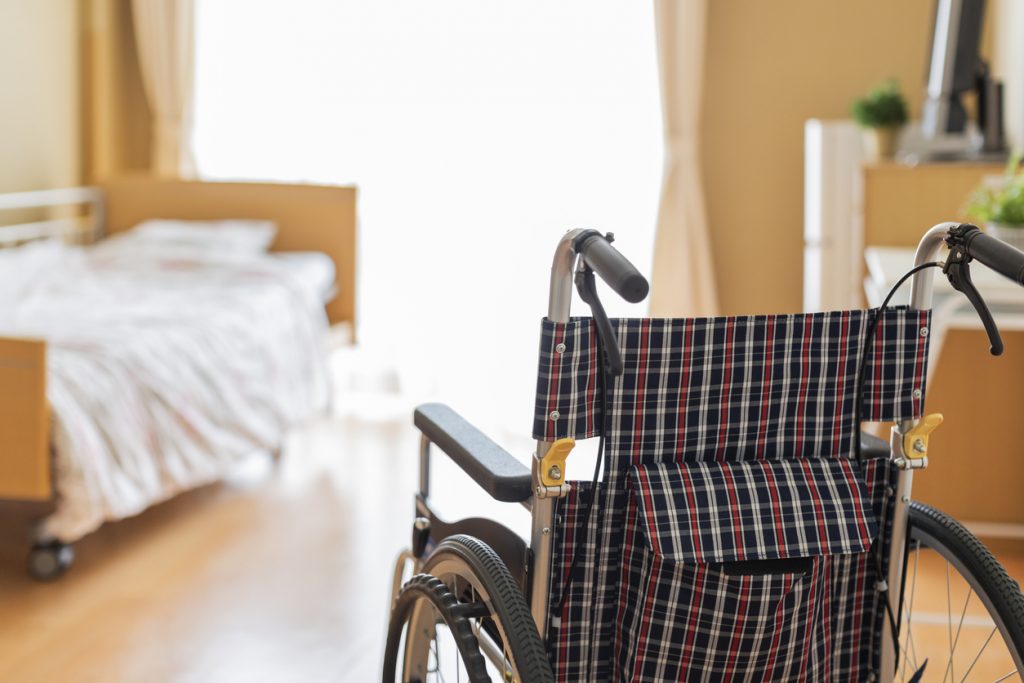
[540,308,927,681]
[628,459,876,564]
[547,482,604,680]
[617,548,829,681]
[547,466,899,682]
[608,458,879,681]
[533,308,931,448]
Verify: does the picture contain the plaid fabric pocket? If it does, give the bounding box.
[616,458,877,682]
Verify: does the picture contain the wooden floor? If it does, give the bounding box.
[0,415,425,683]
[0,409,1022,681]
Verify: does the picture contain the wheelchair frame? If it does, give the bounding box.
[392,230,587,638]
[390,221,1021,681]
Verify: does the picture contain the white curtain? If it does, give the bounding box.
[131,0,196,178]
[649,0,719,317]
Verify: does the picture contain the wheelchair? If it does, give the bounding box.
[384,225,1024,682]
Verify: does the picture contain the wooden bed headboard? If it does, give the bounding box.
[100,178,358,329]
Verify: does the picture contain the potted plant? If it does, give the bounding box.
[851,80,909,162]
[965,154,1024,250]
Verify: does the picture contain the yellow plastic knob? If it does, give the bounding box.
[903,413,944,458]
[540,438,575,486]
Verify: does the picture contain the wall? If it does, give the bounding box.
[702,0,939,314]
[993,0,1024,150]
[0,1,81,193]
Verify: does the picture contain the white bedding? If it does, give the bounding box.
[0,238,331,542]
[272,252,336,302]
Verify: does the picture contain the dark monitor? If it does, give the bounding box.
[922,0,986,137]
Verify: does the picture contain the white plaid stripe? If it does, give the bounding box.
[533,308,931,449]
[617,551,825,681]
[541,308,927,681]
[627,459,876,563]
[620,459,876,678]
[547,482,605,680]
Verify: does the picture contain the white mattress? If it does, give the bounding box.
[272,252,336,302]
[0,239,332,542]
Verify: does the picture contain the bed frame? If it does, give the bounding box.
[0,178,357,505]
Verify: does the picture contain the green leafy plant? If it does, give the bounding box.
[851,80,909,129]
[965,154,1024,226]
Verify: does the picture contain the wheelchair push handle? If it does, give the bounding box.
[573,231,650,303]
[954,225,1024,286]
[565,231,650,376]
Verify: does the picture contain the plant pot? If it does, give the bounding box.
[986,222,1024,251]
[862,127,900,163]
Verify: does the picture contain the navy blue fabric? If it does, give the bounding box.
[541,308,929,681]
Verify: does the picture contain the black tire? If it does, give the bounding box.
[27,541,74,582]
[421,535,554,683]
[383,534,554,683]
[901,501,1024,680]
[383,573,490,682]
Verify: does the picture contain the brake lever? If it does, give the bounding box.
[575,266,624,376]
[945,255,1004,356]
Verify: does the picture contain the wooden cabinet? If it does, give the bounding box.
[863,162,1001,245]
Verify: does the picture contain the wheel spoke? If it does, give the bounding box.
[948,588,972,681]
[432,632,447,683]
[504,639,513,680]
[945,560,954,683]
[902,541,922,681]
[902,603,920,682]
[959,626,997,682]
[893,508,1024,683]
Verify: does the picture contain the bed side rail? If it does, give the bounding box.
[0,337,50,500]
[414,403,532,503]
[0,187,105,247]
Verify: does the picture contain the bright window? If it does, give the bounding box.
[194,0,663,439]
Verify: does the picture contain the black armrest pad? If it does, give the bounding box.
[414,403,532,503]
[860,430,890,459]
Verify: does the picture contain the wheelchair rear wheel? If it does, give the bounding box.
[383,534,554,683]
[896,502,1024,682]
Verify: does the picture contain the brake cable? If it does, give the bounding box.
[550,249,621,650]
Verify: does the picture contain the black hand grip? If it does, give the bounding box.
[961,227,1024,286]
[414,403,532,503]
[574,232,650,303]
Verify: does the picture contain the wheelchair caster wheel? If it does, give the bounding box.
[28,541,74,581]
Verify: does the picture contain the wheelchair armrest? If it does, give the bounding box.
[414,403,532,503]
[860,430,890,459]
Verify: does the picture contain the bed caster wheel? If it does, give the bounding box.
[28,541,74,582]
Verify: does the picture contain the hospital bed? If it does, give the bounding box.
[0,178,357,579]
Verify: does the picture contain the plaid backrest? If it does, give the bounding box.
[533,308,930,467]
[540,307,931,681]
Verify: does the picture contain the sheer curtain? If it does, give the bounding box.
[132,0,197,177]
[649,0,718,317]
[193,0,662,441]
